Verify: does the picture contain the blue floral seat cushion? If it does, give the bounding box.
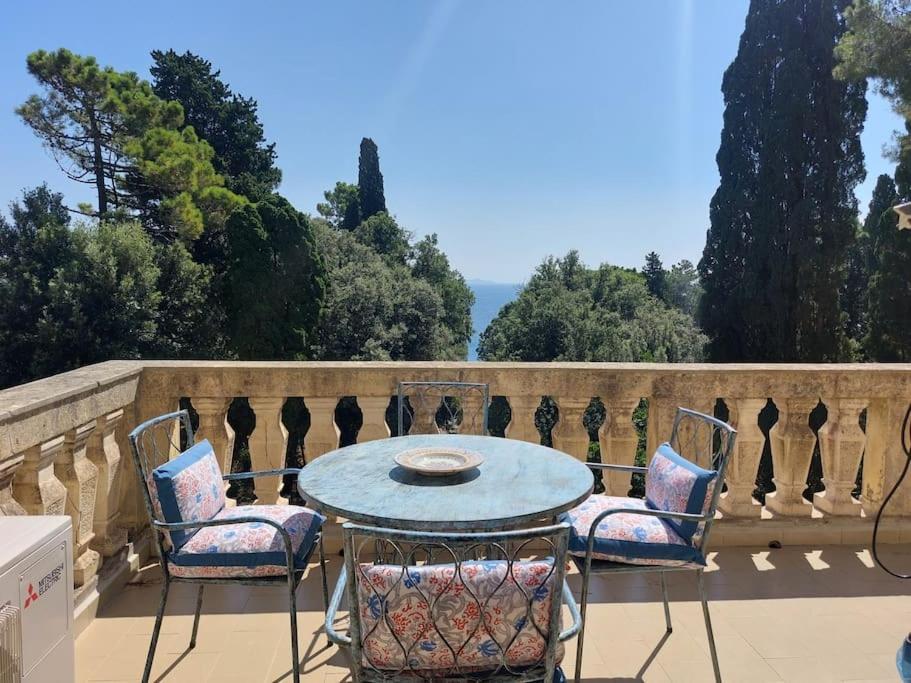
[561,495,705,567]
[152,439,225,549]
[645,443,718,541]
[167,505,325,579]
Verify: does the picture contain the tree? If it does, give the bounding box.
[665,260,702,316]
[317,181,360,230]
[478,252,706,362]
[357,138,386,219]
[150,50,281,201]
[698,0,867,362]
[643,251,667,301]
[17,48,243,241]
[354,212,411,265]
[222,196,327,359]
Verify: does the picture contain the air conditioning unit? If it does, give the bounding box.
[0,517,74,683]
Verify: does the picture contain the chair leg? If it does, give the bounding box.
[697,570,721,683]
[289,572,301,683]
[660,571,672,632]
[574,568,591,683]
[142,579,170,683]
[189,585,204,648]
[318,534,331,649]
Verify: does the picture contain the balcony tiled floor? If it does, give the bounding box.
[77,544,911,683]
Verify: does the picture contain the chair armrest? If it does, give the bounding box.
[326,565,352,646]
[558,579,582,642]
[586,463,648,474]
[222,468,302,481]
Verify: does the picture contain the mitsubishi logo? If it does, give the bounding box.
[23,583,38,609]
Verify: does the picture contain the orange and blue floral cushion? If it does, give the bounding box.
[645,442,717,541]
[152,439,225,549]
[355,559,562,675]
[167,505,324,579]
[561,495,704,567]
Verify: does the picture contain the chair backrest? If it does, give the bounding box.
[396,381,490,436]
[128,410,196,557]
[665,407,737,552]
[342,522,570,682]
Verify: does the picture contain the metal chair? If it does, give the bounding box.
[128,410,330,683]
[396,381,490,435]
[563,407,736,683]
[326,522,582,682]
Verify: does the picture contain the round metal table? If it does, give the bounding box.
[296,434,594,531]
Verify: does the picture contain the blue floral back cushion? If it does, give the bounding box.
[645,443,717,542]
[152,439,226,550]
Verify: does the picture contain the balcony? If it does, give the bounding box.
[3,360,911,681]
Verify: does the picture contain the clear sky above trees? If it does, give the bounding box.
[0,0,903,282]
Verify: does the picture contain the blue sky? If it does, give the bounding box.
[0,1,904,283]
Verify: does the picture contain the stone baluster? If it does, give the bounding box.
[598,398,640,496]
[458,393,486,434]
[861,398,911,516]
[358,397,391,442]
[247,398,287,505]
[14,436,67,517]
[647,398,713,463]
[88,410,128,557]
[194,397,235,473]
[120,397,176,531]
[506,396,541,443]
[718,398,766,518]
[766,398,817,516]
[814,399,866,515]
[305,398,340,460]
[56,423,101,588]
[408,394,440,434]
[0,455,26,516]
[552,397,590,462]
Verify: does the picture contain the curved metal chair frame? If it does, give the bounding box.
[128,410,330,683]
[396,381,490,435]
[327,522,582,682]
[572,407,737,683]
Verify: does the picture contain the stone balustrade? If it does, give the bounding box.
[3,360,911,634]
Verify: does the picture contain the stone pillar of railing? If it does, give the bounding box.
[459,394,485,434]
[0,455,26,516]
[766,398,816,516]
[194,397,235,473]
[14,436,67,517]
[862,398,911,516]
[647,397,713,462]
[552,397,590,462]
[56,423,101,587]
[506,396,541,443]
[305,397,340,460]
[409,396,440,435]
[359,397,391,442]
[88,410,128,557]
[814,398,866,515]
[122,396,177,532]
[248,398,287,504]
[718,398,766,517]
[598,398,640,496]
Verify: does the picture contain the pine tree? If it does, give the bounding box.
[357,137,386,219]
[643,252,667,301]
[698,0,867,361]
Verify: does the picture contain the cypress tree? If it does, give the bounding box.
[698,0,867,361]
[358,137,386,219]
[866,164,911,360]
[643,251,668,301]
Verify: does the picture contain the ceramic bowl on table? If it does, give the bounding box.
[394,446,484,477]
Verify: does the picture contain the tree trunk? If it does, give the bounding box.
[88,109,107,217]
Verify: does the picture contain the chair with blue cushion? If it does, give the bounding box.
[561,407,736,683]
[326,521,582,682]
[128,409,330,683]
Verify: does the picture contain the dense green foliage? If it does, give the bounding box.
[222,196,327,359]
[643,252,667,301]
[478,251,706,362]
[698,0,867,362]
[316,181,360,230]
[150,50,281,201]
[17,49,245,241]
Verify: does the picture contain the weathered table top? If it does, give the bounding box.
[296,434,594,531]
